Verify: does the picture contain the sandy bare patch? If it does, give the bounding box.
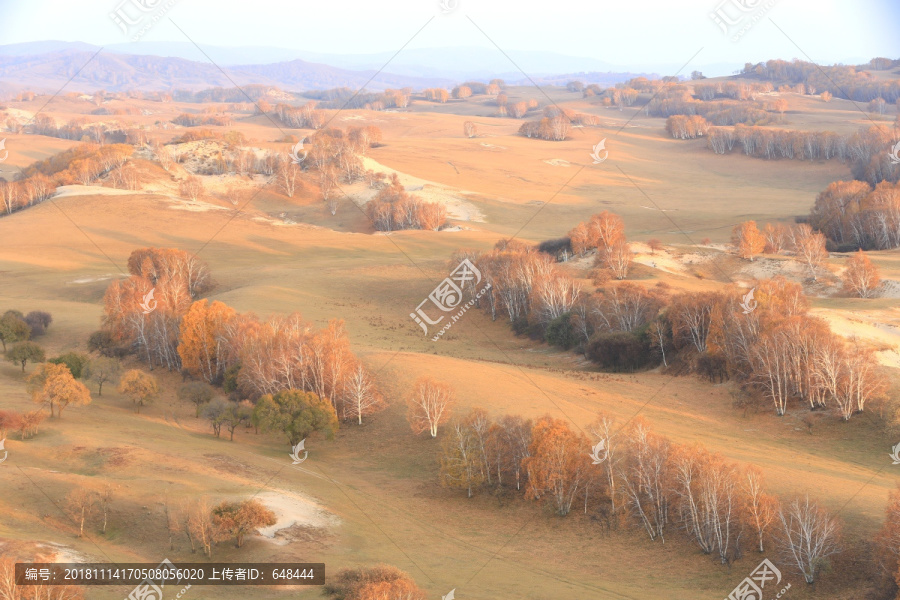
[812,310,900,367]
[167,199,230,213]
[53,185,137,198]
[256,490,338,546]
[359,157,485,223]
[69,274,117,284]
[480,142,507,151]
[37,542,93,563]
[880,279,900,298]
[738,256,807,280]
[544,158,572,167]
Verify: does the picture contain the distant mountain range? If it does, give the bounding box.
[0,41,673,94]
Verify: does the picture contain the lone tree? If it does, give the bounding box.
[48,352,90,379]
[27,363,92,418]
[732,220,765,261]
[252,389,338,446]
[179,175,204,201]
[842,250,881,298]
[24,311,52,337]
[792,224,828,280]
[406,377,455,438]
[7,341,45,372]
[463,121,477,138]
[0,312,30,351]
[342,364,385,425]
[118,369,159,413]
[202,397,231,438]
[179,381,215,417]
[83,357,121,396]
[211,499,276,548]
[777,495,841,584]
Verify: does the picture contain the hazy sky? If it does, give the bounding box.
[0,0,898,69]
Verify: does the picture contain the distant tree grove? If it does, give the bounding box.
[437,407,841,582]
[98,247,384,425]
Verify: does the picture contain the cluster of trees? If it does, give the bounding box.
[100,247,214,370]
[873,484,900,594]
[167,498,275,557]
[665,115,710,139]
[730,220,831,282]
[706,124,848,161]
[741,58,900,104]
[734,219,884,296]
[28,113,125,143]
[551,275,886,420]
[453,239,581,332]
[567,211,632,279]
[843,125,900,185]
[809,179,900,250]
[178,301,382,425]
[422,88,450,103]
[0,407,47,440]
[518,114,570,141]
[63,484,116,537]
[692,80,774,101]
[365,173,446,231]
[1,143,136,216]
[0,309,51,350]
[100,249,381,423]
[173,85,276,103]
[643,86,773,125]
[439,407,841,582]
[172,113,233,127]
[261,100,327,129]
[267,89,410,115]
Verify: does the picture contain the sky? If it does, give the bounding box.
[0,0,898,71]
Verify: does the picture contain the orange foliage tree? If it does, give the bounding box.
[732,220,765,260]
[178,299,236,383]
[842,250,881,298]
[26,362,91,418]
[324,565,426,600]
[523,416,592,516]
[118,369,159,413]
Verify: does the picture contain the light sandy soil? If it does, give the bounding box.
[359,156,485,222]
[255,490,338,546]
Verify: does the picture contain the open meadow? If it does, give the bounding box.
[1,2,900,599]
